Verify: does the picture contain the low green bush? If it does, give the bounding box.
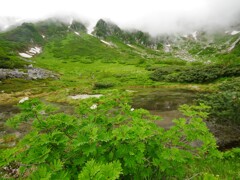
[198,92,240,125]
[151,64,240,83]
[94,82,115,89]
[219,78,240,92]
[197,79,240,125]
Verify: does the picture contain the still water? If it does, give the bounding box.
[132,88,196,128]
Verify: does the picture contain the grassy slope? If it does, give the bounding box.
[31,33,155,100]
[0,23,45,68]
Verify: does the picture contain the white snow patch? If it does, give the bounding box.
[127,44,135,48]
[182,34,188,38]
[69,94,103,100]
[74,31,80,36]
[231,30,240,35]
[101,40,111,46]
[192,31,198,40]
[19,97,29,104]
[19,53,32,58]
[228,37,240,52]
[29,47,41,54]
[68,18,73,29]
[19,46,42,58]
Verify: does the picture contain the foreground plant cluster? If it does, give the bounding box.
[2,91,239,179]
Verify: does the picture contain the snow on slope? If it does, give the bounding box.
[74,31,80,36]
[19,46,42,58]
[101,40,112,46]
[228,37,240,52]
[192,31,198,40]
[127,44,135,48]
[231,30,240,35]
[19,53,32,58]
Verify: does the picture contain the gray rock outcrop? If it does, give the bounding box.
[0,67,58,80]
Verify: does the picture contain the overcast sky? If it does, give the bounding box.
[1,0,240,34]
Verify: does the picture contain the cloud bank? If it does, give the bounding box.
[1,0,240,34]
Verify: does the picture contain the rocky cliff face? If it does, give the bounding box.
[92,19,152,46]
[92,19,240,61]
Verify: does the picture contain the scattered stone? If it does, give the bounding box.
[126,90,137,93]
[164,44,171,53]
[19,97,29,104]
[69,94,103,100]
[190,85,200,91]
[28,64,33,69]
[27,68,58,80]
[90,104,98,110]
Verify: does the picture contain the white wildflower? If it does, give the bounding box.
[90,104,97,110]
[130,108,134,111]
[19,97,29,104]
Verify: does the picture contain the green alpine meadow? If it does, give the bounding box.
[0,14,240,179]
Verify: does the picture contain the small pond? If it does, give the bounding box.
[132,88,197,129]
[131,88,240,149]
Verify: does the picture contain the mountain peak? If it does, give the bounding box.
[92,19,122,38]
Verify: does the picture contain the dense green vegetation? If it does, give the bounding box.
[1,93,240,179]
[197,78,240,125]
[150,63,240,83]
[0,50,25,69]
[1,92,239,179]
[0,23,40,68]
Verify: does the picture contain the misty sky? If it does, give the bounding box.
[1,0,240,34]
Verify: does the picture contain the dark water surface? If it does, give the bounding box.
[0,104,20,135]
[132,88,196,129]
